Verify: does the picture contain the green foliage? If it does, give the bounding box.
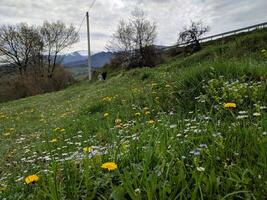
[0,28,267,199]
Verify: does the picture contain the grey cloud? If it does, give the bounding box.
[0,0,266,52]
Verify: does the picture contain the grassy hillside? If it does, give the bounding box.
[0,29,267,199]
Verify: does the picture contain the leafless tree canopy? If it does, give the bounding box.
[40,21,79,77]
[178,21,209,51]
[0,21,79,77]
[108,9,158,68]
[0,24,43,75]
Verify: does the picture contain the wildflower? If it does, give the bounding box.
[115,118,122,124]
[135,112,141,117]
[261,49,266,53]
[199,144,208,148]
[53,127,61,131]
[101,162,118,171]
[145,111,151,115]
[104,113,109,117]
[197,167,205,172]
[237,115,248,119]
[103,97,112,102]
[170,124,177,129]
[147,120,156,125]
[224,103,237,109]
[50,138,58,143]
[25,174,40,184]
[143,107,149,111]
[60,128,65,132]
[262,132,267,136]
[190,149,201,156]
[253,113,261,117]
[134,188,141,194]
[83,147,93,153]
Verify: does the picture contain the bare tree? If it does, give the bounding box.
[40,21,79,78]
[0,24,43,75]
[178,21,209,51]
[108,8,157,68]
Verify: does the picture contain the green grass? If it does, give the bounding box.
[65,66,88,79]
[0,29,267,199]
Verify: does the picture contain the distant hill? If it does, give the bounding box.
[62,51,114,69]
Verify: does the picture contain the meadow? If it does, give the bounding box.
[0,29,267,199]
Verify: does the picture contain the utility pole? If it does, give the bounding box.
[86,11,92,80]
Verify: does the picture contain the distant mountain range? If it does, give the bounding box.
[62,51,114,69]
[0,45,167,72]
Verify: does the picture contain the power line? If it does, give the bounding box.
[89,0,97,11]
[77,14,86,34]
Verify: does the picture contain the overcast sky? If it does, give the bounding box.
[1,0,267,53]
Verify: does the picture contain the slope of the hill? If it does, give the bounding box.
[0,29,267,199]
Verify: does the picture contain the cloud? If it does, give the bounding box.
[0,0,266,53]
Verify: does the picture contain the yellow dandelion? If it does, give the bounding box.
[135,112,141,117]
[224,103,237,109]
[50,138,58,143]
[83,147,93,153]
[104,113,109,117]
[115,118,122,124]
[53,127,61,131]
[101,162,118,171]
[3,132,11,136]
[25,174,40,184]
[147,120,156,125]
[145,111,151,115]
